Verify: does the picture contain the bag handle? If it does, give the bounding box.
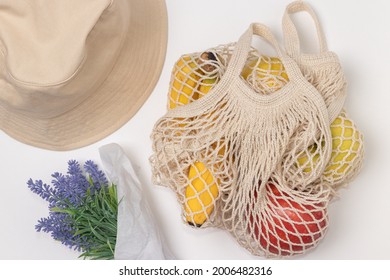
[282,1,328,58]
[225,23,299,80]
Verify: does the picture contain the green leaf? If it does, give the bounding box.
[50,207,75,216]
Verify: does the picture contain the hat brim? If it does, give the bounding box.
[0,0,168,151]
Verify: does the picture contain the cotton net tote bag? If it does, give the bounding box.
[283,1,364,188]
[151,23,332,257]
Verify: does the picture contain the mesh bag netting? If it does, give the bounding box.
[150,23,363,258]
[282,1,364,189]
[299,62,347,123]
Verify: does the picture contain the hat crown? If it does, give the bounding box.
[0,0,113,85]
[0,0,128,118]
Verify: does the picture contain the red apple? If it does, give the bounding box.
[248,183,328,256]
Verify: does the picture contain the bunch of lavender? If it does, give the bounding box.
[27,160,118,260]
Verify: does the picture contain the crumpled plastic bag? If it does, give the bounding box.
[99,143,174,259]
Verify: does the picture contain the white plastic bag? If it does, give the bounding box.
[99,143,173,259]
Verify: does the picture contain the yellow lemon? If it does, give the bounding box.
[297,112,363,185]
[322,113,363,183]
[296,144,321,173]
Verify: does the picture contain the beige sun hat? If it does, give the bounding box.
[0,0,168,151]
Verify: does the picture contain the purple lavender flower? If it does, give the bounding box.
[27,179,58,206]
[49,160,91,207]
[27,160,111,253]
[37,213,74,246]
[84,160,108,191]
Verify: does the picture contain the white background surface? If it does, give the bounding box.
[0,0,389,260]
